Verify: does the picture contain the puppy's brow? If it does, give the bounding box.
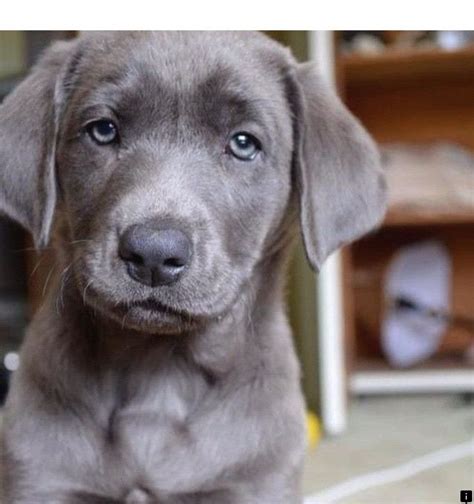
[197,69,268,129]
[78,105,118,125]
[83,69,171,114]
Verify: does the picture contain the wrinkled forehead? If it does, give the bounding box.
[68,32,291,131]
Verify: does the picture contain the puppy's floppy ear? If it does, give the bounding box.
[0,39,77,248]
[288,62,386,271]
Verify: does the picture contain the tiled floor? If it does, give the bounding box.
[303,395,474,503]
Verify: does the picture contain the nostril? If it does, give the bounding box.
[119,247,144,265]
[128,252,144,265]
[163,257,185,269]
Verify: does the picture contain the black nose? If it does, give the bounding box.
[119,225,192,287]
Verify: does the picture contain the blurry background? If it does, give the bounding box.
[0,31,473,502]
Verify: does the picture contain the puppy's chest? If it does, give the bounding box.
[101,359,210,460]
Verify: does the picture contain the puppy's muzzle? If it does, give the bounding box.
[119,224,192,287]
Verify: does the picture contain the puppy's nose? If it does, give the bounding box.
[119,225,192,287]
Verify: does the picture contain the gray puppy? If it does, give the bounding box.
[0,32,385,503]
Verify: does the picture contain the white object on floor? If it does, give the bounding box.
[304,439,474,504]
[382,241,451,368]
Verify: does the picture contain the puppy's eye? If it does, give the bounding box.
[228,132,261,161]
[86,120,118,145]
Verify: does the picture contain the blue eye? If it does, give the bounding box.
[86,120,118,145]
[228,132,261,161]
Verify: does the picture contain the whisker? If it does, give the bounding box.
[82,279,94,306]
[68,239,94,245]
[121,304,131,330]
[41,265,56,298]
[29,254,48,280]
[55,263,74,314]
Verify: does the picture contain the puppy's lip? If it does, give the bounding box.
[130,298,188,317]
[112,298,204,332]
[119,297,207,324]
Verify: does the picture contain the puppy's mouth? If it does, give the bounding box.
[120,298,191,319]
[110,297,205,333]
[76,262,243,333]
[78,278,203,332]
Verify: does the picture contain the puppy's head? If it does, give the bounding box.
[0,32,385,333]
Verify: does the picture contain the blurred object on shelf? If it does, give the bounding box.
[340,32,386,55]
[382,241,451,368]
[353,226,474,367]
[341,31,474,56]
[436,31,474,51]
[382,143,474,222]
[384,31,437,51]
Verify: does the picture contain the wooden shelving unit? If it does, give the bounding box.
[384,208,474,227]
[338,43,474,395]
[342,46,474,84]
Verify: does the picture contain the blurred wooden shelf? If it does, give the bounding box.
[384,207,474,227]
[342,46,474,86]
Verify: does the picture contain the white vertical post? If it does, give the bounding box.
[308,31,347,435]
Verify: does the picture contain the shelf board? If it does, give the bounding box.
[342,46,474,86]
[350,369,474,395]
[383,207,474,227]
[351,357,474,395]
[355,356,473,372]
